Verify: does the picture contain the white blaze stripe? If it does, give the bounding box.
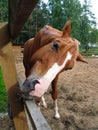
[40,52,72,87]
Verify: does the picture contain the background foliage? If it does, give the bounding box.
[0,0,98,49]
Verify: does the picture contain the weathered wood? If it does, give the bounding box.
[17,73,52,130]
[0,24,29,130]
[25,106,34,130]
[8,0,39,39]
[25,101,52,130]
[0,23,10,48]
[18,74,34,130]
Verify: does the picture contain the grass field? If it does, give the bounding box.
[0,67,8,112]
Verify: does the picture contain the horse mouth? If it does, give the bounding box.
[21,79,40,99]
[29,78,50,98]
[22,93,39,100]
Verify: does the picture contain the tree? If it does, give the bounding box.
[0,0,8,22]
[10,0,98,45]
[89,28,98,45]
[61,0,83,39]
[48,0,64,29]
[31,1,49,36]
[79,0,97,50]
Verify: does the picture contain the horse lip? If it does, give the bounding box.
[22,93,39,100]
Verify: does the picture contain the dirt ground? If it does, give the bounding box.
[40,57,98,130]
[5,46,98,130]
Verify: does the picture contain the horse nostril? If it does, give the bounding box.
[33,80,40,85]
[30,80,40,91]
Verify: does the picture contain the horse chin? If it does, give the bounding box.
[22,92,40,100]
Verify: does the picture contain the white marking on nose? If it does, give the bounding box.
[41,52,72,83]
[39,52,72,91]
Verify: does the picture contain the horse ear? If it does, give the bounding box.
[62,18,72,38]
[77,53,88,63]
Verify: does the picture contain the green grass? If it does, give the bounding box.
[0,67,8,112]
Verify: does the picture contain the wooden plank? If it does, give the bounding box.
[18,74,34,130]
[0,23,10,48]
[17,73,52,130]
[24,106,34,130]
[25,101,52,130]
[8,0,39,39]
[0,24,29,130]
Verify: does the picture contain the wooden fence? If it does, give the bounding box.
[0,0,52,129]
[0,23,52,130]
[80,46,98,57]
[18,75,51,130]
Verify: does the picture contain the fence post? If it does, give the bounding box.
[0,23,29,130]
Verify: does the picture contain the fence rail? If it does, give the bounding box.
[80,46,98,57]
[0,23,52,130]
[17,74,52,130]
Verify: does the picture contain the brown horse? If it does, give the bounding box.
[22,19,87,118]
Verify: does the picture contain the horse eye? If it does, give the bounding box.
[52,42,59,51]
